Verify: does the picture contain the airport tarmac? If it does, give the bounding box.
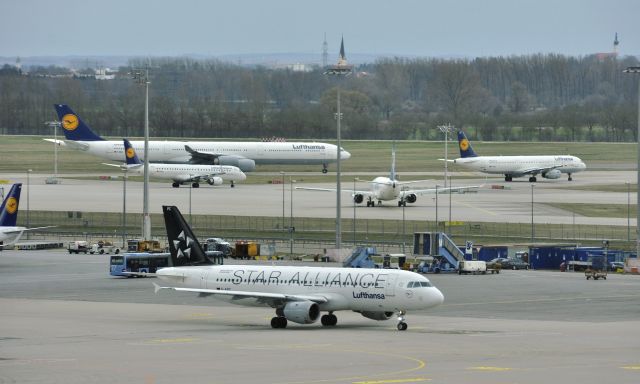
[1,249,639,383]
[1,170,637,226]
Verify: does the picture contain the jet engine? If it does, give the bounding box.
[353,194,364,204]
[213,155,256,172]
[405,194,417,204]
[358,311,394,321]
[206,177,223,186]
[542,169,562,179]
[283,301,320,324]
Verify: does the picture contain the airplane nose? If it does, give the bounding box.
[341,150,351,160]
[239,172,247,181]
[431,288,445,307]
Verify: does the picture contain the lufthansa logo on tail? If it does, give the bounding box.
[126,147,136,159]
[61,114,79,131]
[5,197,18,214]
[459,138,470,151]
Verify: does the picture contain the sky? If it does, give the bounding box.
[2,0,639,59]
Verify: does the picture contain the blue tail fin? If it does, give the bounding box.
[123,138,142,165]
[457,130,478,158]
[53,104,104,141]
[0,184,22,227]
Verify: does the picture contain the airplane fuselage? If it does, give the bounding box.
[128,164,246,183]
[454,155,586,177]
[67,140,348,165]
[370,177,400,201]
[157,265,444,312]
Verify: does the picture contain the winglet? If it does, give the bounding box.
[153,282,162,294]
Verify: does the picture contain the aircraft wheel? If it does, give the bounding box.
[397,322,408,331]
[271,316,287,329]
[192,183,200,188]
[321,314,337,326]
[322,168,328,174]
[172,182,180,188]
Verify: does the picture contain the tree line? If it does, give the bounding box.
[0,53,638,142]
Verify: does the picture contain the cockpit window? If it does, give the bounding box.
[408,281,432,288]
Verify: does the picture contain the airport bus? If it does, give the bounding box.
[109,252,171,277]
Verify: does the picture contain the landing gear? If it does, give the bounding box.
[322,164,328,174]
[271,316,288,329]
[397,310,408,331]
[528,176,537,182]
[504,175,513,182]
[231,181,235,188]
[321,312,338,326]
[172,182,180,188]
[568,173,573,181]
[366,198,374,207]
[192,182,200,188]
[398,200,406,207]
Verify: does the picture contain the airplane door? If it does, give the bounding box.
[384,273,397,297]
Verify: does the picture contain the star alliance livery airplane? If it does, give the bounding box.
[152,205,444,330]
[296,145,480,206]
[47,105,350,173]
[0,184,53,248]
[447,130,586,182]
[103,138,246,188]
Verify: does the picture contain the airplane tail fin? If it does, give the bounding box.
[123,138,143,165]
[53,104,105,141]
[162,205,213,266]
[0,184,21,227]
[457,130,478,158]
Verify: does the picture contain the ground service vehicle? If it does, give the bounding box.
[458,260,487,274]
[127,239,164,253]
[109,253,171,277]
[89,240,120,254]
[68,241,88,254]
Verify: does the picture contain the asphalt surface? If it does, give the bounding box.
[2,170,637,226]
[1,249,639,383]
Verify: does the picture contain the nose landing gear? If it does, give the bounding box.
[397,310,408,331]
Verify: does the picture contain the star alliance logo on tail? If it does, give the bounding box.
[173,230,194,259]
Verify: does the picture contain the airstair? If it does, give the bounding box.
[413,232,465,270]
[342,247,377,268]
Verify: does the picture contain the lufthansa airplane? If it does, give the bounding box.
[46,104,351,173]
[0,184,53,248]
[152,205,444,330]
[297,145,480,206]
[103,139,246,188]
[447,130,586,182]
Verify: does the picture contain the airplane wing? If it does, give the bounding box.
[153,283,329,306]
[402,185,482,197]
[518,165,561,176]
[43,138,89,151]
[392,179,433,186]
[1,226,56,235]
[184,145,224,163]
[295,187,374,198]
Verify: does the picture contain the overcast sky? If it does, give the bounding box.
[2,0,639,58]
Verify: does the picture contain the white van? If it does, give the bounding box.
[458,260,487,275]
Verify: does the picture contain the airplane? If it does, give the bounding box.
[46,104,351,173]
[296,146,481,207]
[151,205,444,330]
[102,138,246,188]
[447,130,587,182]
[0,184,53,248]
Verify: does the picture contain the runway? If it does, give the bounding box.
[2,170,637,226]
[1,250,639,383]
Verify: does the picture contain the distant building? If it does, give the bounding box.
[594,32,619,60]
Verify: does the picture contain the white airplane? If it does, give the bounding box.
[0,184,53,248]
[46,104,351,173]
[296,146,481,207]
[151,205,444,330]
[103,139,246,188]
[447,130,587,182]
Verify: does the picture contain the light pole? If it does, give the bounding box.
[627,181,631,242]
[325,37,352,250]
[353,177,359,245]
[290,177,295,255]
[131,68,151,240]
[437,124,454,188]
[122,169,127,248]
[435,185,439,232]
[44,121,60,184]
[189,183,192,226]
[280,171,285,231]
[531,184,535,243]
[26,169,31,239]
[623,66,640,257]
[402,186,407,254]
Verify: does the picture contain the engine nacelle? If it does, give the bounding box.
[358,311,394,321]
[353,194,364,204]
[283,301,320,324]
[542,169,562,179]
[215,155,256,172]
[405,194,417,204]
[206,176,223,186]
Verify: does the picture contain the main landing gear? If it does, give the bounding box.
[397,310,408,331]
[192,182,200,188]
[271,316,288,329]
[321,312,338,326]
[528,176,537,182]
[231,181,235,188]
[504,175,513,182]
[568,173,573,181]
[322,163,328,174]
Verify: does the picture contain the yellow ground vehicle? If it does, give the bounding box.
[126,239,164,253]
